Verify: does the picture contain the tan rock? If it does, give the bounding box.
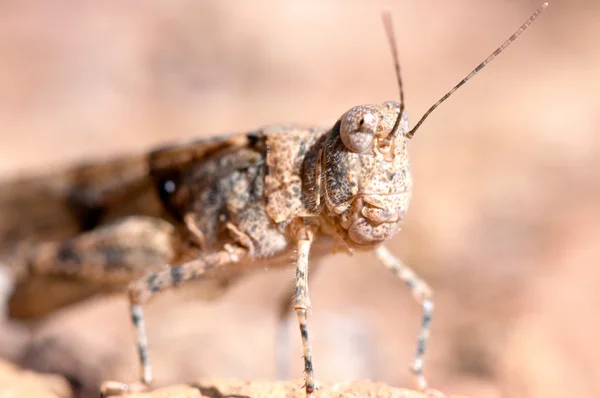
[0,359,71,398]
[123,380,467,398]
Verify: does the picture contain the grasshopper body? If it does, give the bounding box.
[0,4,548,397]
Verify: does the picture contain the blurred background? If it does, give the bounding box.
[0,0,598,397]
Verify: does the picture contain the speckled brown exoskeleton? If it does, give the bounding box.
[0,4,547,397]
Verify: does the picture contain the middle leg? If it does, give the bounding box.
[101,243,247,396]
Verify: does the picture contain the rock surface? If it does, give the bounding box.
[123,380,466,398]
[0,359,468,398]
[0,360,71,398]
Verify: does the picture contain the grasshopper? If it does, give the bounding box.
[0,4,547,397]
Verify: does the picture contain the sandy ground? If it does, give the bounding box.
[0,1,599,397]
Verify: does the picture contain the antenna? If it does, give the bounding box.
[394,2,548,139]
[382,12,405,139]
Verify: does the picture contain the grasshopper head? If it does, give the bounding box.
[321,101,412,249]
[320,4,547,250]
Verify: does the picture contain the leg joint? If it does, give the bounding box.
[294,304,310,312]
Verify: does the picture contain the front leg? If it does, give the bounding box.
[275,260,321,380]
[373,246,434,392]
[293,227,317,397]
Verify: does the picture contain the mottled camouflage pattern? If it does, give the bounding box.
[0,3,549,395]
[0,101,416,395]
[320,102,411,250]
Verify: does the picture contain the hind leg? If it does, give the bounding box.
[3,216,179,319]
[11,216,178,284]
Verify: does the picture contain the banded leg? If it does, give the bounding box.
[21,216,177,283]
[275,261,320,379]
[293,229,316,397]
[7,216,177,320]
[374,246,434,392]
[100,244,247,397]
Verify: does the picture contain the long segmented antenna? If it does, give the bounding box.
[395,2,548,139]
[382,12,405,139]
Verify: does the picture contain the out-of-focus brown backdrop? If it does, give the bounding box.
[0,0,598,397]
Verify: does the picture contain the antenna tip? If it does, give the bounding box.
[542,2,549,8]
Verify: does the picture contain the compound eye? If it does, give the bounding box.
[340,108,379,153]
